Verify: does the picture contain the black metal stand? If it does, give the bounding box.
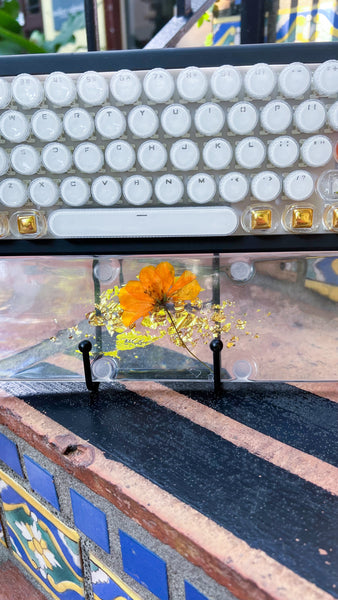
[78,340,100,396]
[210,339,223,394]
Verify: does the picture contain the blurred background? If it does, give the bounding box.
[0,0,337,55]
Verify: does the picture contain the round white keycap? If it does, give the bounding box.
[0,148,9,176]
[283,170,314,201]
[137,141,167,171]
[187,173,216,204]
[227,102,258,135]
[160,104,191,137]
[176,66,208,102]
[219,172,249,203]
[77,71,108,105]
[123,175,152,205]
[110,70,142,104]
[0,110,30,143]
[10,145,40,175]
[251,171,282,201]
[12,74,43,109]
[44,72,76,106]
[278,62,311,98]
[143,68,175,102]
[202,138,232,170]
[0,79,11,109]
[194,103,225,136]
[154,174,184,205]
[260,100,292,134]
[128,105,159,138]
[31,109,63,141]
[170,139,200,171]
[29,177,59,207]
[313,60,338,96]
[328,102,338,130]
[0,178,27,207]
[294,100,326,133]
[63,108,94,141]
[95,106,126,139]
[235,138,266,169]
[244,63,276,99]
[105,140,136,171]
[91,176,121,206]
[300,135,332,167]
[73,143,104,173]
[210,65,242,100]
[268,136,299,168]
[60,177,90,206]
[42,143,72,174]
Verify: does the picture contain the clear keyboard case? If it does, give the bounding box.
[0,252,337,383]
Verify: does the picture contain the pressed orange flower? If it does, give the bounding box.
[119,261,202,327]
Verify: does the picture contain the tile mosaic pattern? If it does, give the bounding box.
[185,581,210,600]
[70,488,110,552]
[119,530,169,600]
[0,432,23,476]
[0,469,85,600]
[90,555,143,600]
[24,454,60,510]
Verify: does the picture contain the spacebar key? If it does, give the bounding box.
[48,207,238,238]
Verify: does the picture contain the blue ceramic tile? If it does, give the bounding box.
[185,581,210,600]
[119,530,168,600]
[0,432,23,476]
[0,469,85,599]
[24,455,60,510]
[70,488,109,552]
[90,555,143,600]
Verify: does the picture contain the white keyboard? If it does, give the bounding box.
[0,50,337,240]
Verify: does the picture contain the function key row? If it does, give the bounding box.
[0,60,337,110]
[0,100,337,145]
[0,135,333,177]
[0,168,331,208]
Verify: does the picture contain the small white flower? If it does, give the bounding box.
[58,531,81,568]
[15,512,61,579]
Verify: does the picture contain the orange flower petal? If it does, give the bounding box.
[121,310,145,327]
[168,270,199,297]
[139,265,163,299]
[155,262,175,296]
[171,278,202,302]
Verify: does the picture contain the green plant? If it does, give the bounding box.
[196,0,221,46]
[0,0,85,54]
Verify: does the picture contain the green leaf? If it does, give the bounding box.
[0,8,22,33]
[40,11,85,53]
[0,39,23,54]
[1,0,20,19]
[197,12,210,27]
[0,24,46,52]
[204,32,213,46]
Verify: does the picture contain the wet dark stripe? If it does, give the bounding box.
[165,381,338,467]
[1,381,337,598]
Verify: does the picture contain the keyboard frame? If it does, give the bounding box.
[0,41,337,256]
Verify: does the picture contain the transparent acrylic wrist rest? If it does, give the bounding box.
[1,252,338,383]
[0,43,337,248]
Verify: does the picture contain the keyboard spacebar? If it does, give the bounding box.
[48,207,238,238]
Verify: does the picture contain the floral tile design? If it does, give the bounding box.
[0,469,85,600]
[90,555,144,600]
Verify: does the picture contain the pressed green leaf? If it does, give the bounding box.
[0,8,22,33]
[197,12,210,27]
[204,32,213,46]
[1,0,20,19]
[0,25,46,52]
